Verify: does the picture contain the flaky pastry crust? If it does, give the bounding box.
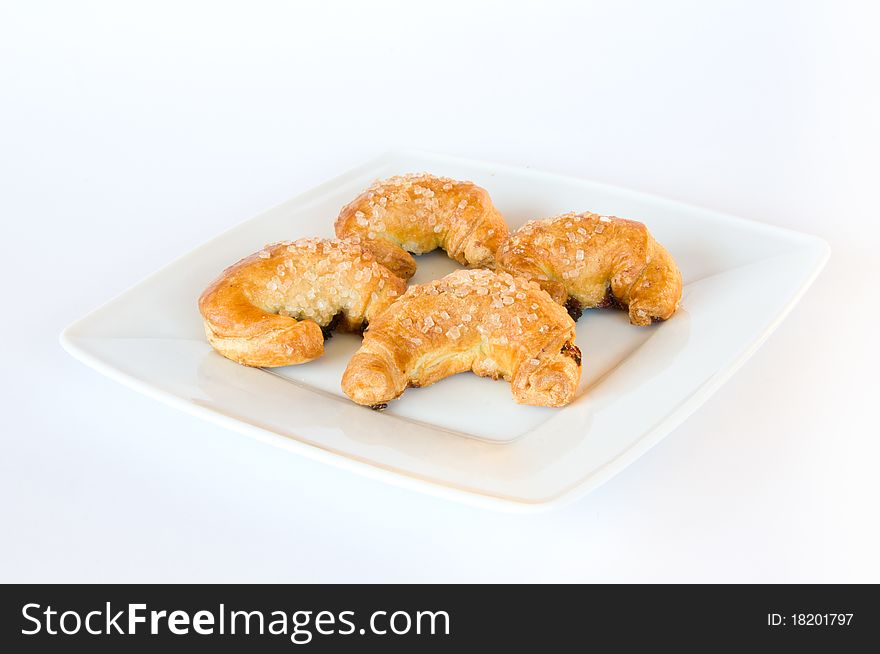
[496,212,682,326]
[341,269,581,408]
[335,173,509,279]
[199,238,405,367]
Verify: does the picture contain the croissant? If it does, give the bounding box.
[496,212,682,326]
[335,173,509,279]
[199,238,406,367]
[342,269,582,408]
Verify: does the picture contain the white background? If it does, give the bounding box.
[2,0,878,582]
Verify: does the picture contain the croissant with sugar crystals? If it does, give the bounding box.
[497,212,682,325]
[335,173,509,279]
[342,269,582,408]
[199,238,405,367]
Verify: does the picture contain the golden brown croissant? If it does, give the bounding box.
[496,212,682,326]
[341,269,582,408]
[199,238,406,367]
[335,173,509,279]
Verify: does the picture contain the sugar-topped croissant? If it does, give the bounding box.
[335,173,509,279]
[496,212,682,325]
[199,238,405,367]
[342,269,582,408]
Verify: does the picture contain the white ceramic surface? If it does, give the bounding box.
[60,151,829,511]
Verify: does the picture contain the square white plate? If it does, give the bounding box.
[61,150,829,511]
